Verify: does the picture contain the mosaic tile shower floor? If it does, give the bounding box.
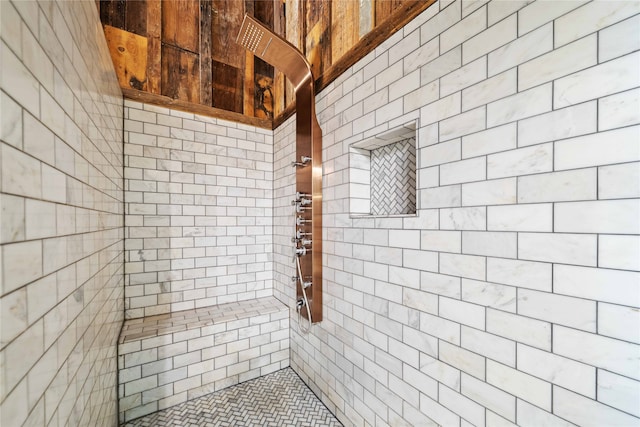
[123,368,342,427]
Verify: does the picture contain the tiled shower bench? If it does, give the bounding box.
[117,296,289,423]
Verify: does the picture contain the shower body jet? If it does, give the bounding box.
[236,15,323,323]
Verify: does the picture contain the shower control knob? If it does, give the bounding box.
[302,281,312,289]
[294,247,307,257]
[301,238,312,246]
[291,276,298,282]
[296,217,310,226]
[296,204,311,213]
[296,230,310,239]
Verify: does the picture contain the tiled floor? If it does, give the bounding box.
[123,368,342,427]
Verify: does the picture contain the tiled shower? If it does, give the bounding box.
[1,1,639,427]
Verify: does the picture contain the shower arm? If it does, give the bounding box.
[236,14,323,323]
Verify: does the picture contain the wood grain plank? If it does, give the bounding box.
[125,0,147,36]
[212,60,243,113]
[122,87,272,129]
[273,0,286,117]
[100,0,125,29]
[146,0,161,94]
[211,0,245,68]
[104,25,148,90]
[161,44,200,103]
[375,0,407,25]
[305,0,331,78]
[200,0,213,106]
[162,0,200,52]
[331,0,359,64]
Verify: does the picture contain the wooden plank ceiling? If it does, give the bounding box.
[99,0,433,128]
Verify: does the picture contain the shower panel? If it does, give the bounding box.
[236,15,323,324]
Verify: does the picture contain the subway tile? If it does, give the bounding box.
[420,46,462,85]
[598,302,640,344]
[554,326,640,380]
[441,57,487,97]
[461,279,516,313]
[599,14,640,62]
[554,265,640,307]
[461,373,516,422]
[553,386,640,427]
[518,289,596,331]
[518,343,595,398]
[519,34,597,91]
[438,383,486,427]
[517,168,597,203]
[461,326,516,367]
[487,83,552,127]
[599,234,640,271]
[440,297,486,330]
[554,52,640,108]
[488,143,553,179]
[441,6,487,53]
[486,308,551,351]
[2,240,42,293]
[1,143,42,199]
[597,370,640,418]
[462,178,517,206]
[440,253,486,281]
[462,70,518,112]
[517,101,596,147]
[462,231,517,259]
[486,359,551,411]
[463,14,517,65]
[555,200,640,234]
[440,206,486,231]
[554,1,640,47]
[489,23,553,76]
[598,88,640,131]
[439,107,487,142]
[440,340,486,379]
[518,1,586,36]
[518,232,597,266]
[487,203,552,232]
[516,399,574,427]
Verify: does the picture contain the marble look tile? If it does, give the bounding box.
[517,101,596,147]
[1,240,42,294]
[462,373,516,422]
[25,199,56,240]
[517,168,597,203]
[420,46,461,85]
[554,52,640,108]
[0,287,27,347]
[441,56,487,97]
[487,143,552,179]
[0,91,23,149]
[487,257,551,292]
[462,279,516,313]
[519,232,597,266]
[554,326,640,381]
[554,0,640,47]
[462,177,516,206]
[599,234,640,271]
[519,34,597,91]
[487,83,552,127]
[598,303,640,345]
[439,107,486,142]
[599,14,640,62]
[440,206,486,231]
[462,69,517,112]
[598,88,640,131]
[518,289,596,332]
[516,400,573,427]
[487,203,552,232]
[555,200,640,234]
[597,370,640,418]
[554,386,639,427]
[1,40,40,117]
[487,359,551,411]
[1,143,42,199]
[462,231,517,259]
[489,23,552,76]
[461,326,516,367]
[440,253,485,281]
[463,14,517,65]
[486,309,551,351]
[0,194,25,243]
[554,265,640,308]
[441,6,487,53]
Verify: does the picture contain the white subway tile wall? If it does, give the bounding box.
[117,297,289,422]
[123,100,274,318]
[0,0,124,426]
[274,1,640,426]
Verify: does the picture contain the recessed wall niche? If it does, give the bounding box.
[349,121,418,217]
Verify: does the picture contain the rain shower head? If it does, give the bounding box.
[236,14,312,89]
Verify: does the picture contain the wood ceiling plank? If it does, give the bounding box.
[100,0,125,29]
[211,0,245,68]
[125,0,147,36]
[212,60,243,113]
[162,0,200,53]
[161,44,200,103]
[331,0,359,64]
[146,0,162,94]
[201,0,214,106]
[104,25,148,91]
[305,0,331,78]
